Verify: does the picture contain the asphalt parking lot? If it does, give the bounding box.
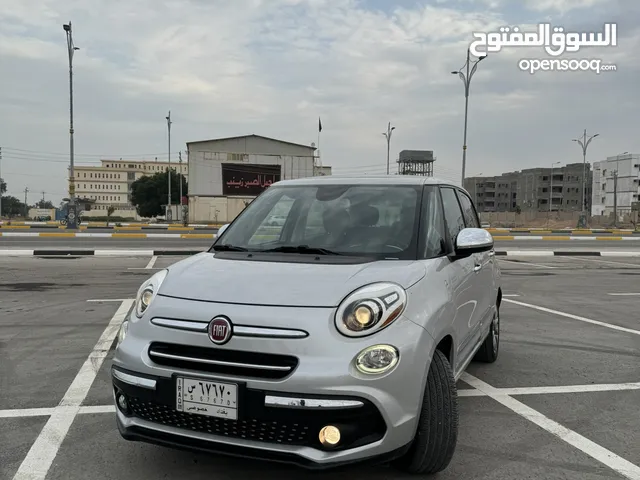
[1,255,640,480]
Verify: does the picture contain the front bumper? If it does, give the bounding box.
[113,367,411,468]
[112,295,434,467]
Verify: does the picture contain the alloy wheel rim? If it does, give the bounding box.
[492,312,500,355]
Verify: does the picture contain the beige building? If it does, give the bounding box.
[187,134,329,223]
[72,159,188,219]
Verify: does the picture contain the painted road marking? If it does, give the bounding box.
[567,257,640,268]
[145,256,158,269]
[500,259,557,268]
[504,299,640,336]
[12,300,134,480]
[86,298,134,302]
[461,373,640,480]
[607,293,640,296]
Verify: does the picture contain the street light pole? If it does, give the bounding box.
[572,129,599,219]
[166,111,172,221]
[452,49,487,186]
[63,22,80,229]
[382,122,395,174]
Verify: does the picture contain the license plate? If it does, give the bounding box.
[176,377,238,420]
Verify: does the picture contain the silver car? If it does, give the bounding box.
[112,175,501,474]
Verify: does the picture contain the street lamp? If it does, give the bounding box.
[166,111,172,221]
[572,130,599,218]
[63,21,80,229]
[382,122,395,174]
[452,49,487,186]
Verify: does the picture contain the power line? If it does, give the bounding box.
[0,146,182,158]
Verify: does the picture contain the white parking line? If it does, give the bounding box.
[568,257,640,268]
[145,256,158,269]
[500,259,557,268]
[503,294,520,297]
[462,373,640,480]
[12,300,134,480]
[608,293,640,296]
[504,298,640,336]
[86,298,133,302]
[0,407,54,418]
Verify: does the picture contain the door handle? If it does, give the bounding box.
[474,264,482,272]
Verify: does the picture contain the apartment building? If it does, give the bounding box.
[591,153,640,216]
[464,162,592,213]
[71,159,188,218]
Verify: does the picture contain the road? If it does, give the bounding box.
[1,236,640,252]
[2,255,639,480]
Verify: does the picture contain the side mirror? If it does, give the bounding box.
[216,223,230,237]
[454,228,494,255]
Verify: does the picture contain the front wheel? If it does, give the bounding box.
[393,349,459,475]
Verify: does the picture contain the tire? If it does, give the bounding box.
[473,306,500,363]
[393,349,459,475]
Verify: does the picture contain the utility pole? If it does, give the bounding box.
[382,122,395,174]
[572,129,599,224]
[613,169,618,228]
[178,151,183,222]
[166,111,172,221]
[63,22,80,229]
[452,49,487,185]
[24,187,29,218]
[0,146,3,219]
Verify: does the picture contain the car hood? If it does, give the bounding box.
[158,252,426,307]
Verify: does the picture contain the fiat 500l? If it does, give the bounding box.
[112,176,502,475]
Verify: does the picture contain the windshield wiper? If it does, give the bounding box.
[260,245,342,255]
[212,244,249,252]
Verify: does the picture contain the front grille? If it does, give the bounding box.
[148,342,298,380]
[128,397,311,445]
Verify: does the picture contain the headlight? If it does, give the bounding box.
[335,282,407,337]
[116,320,128,348]
[134,269,168,318]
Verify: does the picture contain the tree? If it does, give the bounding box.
[130,169,188,218]
[0,177,6,195]
[106,205,115,226]
[35,200,55,209]
[1,195,25,217]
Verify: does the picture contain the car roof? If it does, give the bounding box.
[273,175,459,188]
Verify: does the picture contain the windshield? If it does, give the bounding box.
[213,184,421,259]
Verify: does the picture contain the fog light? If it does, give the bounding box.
[355,344,399,374]
[319,425,341,447]
[116,393,129,412]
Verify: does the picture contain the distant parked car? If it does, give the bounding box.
[112,175,502,475]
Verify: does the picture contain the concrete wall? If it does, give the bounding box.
[188,195,254,223]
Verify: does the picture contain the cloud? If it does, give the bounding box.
[0,0,638,203]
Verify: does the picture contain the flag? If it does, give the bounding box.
[318,117,322,132]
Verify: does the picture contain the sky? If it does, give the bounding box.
[0,0,638,205]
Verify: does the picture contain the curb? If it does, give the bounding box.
[0,225,220,231]
[1,250,639,257]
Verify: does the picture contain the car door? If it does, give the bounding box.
[455,188,495,335]
[439,186,482,369]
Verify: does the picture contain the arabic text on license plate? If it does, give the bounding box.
[176,377,238,420]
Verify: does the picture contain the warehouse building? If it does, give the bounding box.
[187,134,329,223]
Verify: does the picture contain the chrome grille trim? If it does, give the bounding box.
[148,349,292,372]
[112,369,157,390]
[264,395,363,409]
[150,318,308,338]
